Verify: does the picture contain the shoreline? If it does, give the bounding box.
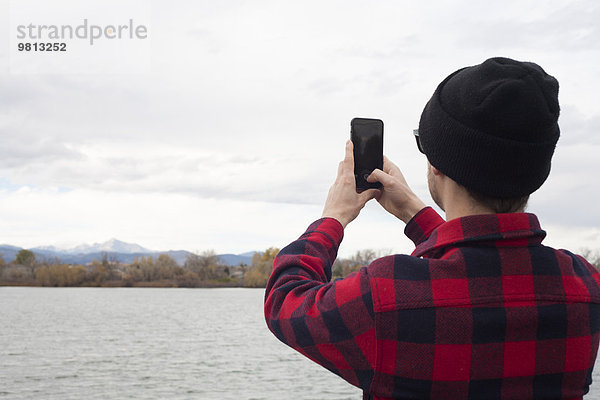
[0,280,263,289]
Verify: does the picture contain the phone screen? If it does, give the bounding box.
[351,118,383,192]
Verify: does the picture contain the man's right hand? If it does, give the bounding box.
[367,156,426,224]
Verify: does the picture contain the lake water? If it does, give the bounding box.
[1,287,600,400]
[0,287,360,400]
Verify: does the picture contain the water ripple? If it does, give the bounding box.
[0,287,360,400]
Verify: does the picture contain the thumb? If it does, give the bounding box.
[367,169,394,186]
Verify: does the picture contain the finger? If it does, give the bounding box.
[337,160,344,177]
[373,189,382,201]
[342,140,354,175]
[382,155,400,175]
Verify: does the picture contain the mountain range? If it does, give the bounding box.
[0,239,255,267]
[34,238,151,255]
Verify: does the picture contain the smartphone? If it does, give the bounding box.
[350,117,383,192]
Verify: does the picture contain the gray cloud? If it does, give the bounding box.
[559,107,600,146]
[0,141,330,205]
[0,103,84,169]
[530,139,600,228]
[1,0,598,232]
[455,1,600,51]
[0,138,83,169]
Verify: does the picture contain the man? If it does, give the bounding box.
[264,57,600,399]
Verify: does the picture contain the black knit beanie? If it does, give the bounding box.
[418,57,560,198]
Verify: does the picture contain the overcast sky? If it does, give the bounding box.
[0,0,599,257]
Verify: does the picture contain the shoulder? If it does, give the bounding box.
[366,254,435,311]
[367,254,431,280]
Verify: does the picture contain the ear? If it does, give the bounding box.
[427,161,444,176]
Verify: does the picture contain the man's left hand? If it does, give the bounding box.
[321,140,379,228]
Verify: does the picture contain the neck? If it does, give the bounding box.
[437,178,496,221]
[444,200,496,221]
[429,163,500,221]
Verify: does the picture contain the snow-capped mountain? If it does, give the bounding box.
[66,238,152,255]
[33,239,152,255]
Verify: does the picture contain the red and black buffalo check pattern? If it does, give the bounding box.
[264,207,600,399]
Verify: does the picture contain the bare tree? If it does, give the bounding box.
[185,250,223,280]
[15,249,36,279]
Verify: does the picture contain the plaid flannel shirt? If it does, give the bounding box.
[264,207,600,399]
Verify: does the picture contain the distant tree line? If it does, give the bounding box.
[1,247,599,288]
[0,248,279,288]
